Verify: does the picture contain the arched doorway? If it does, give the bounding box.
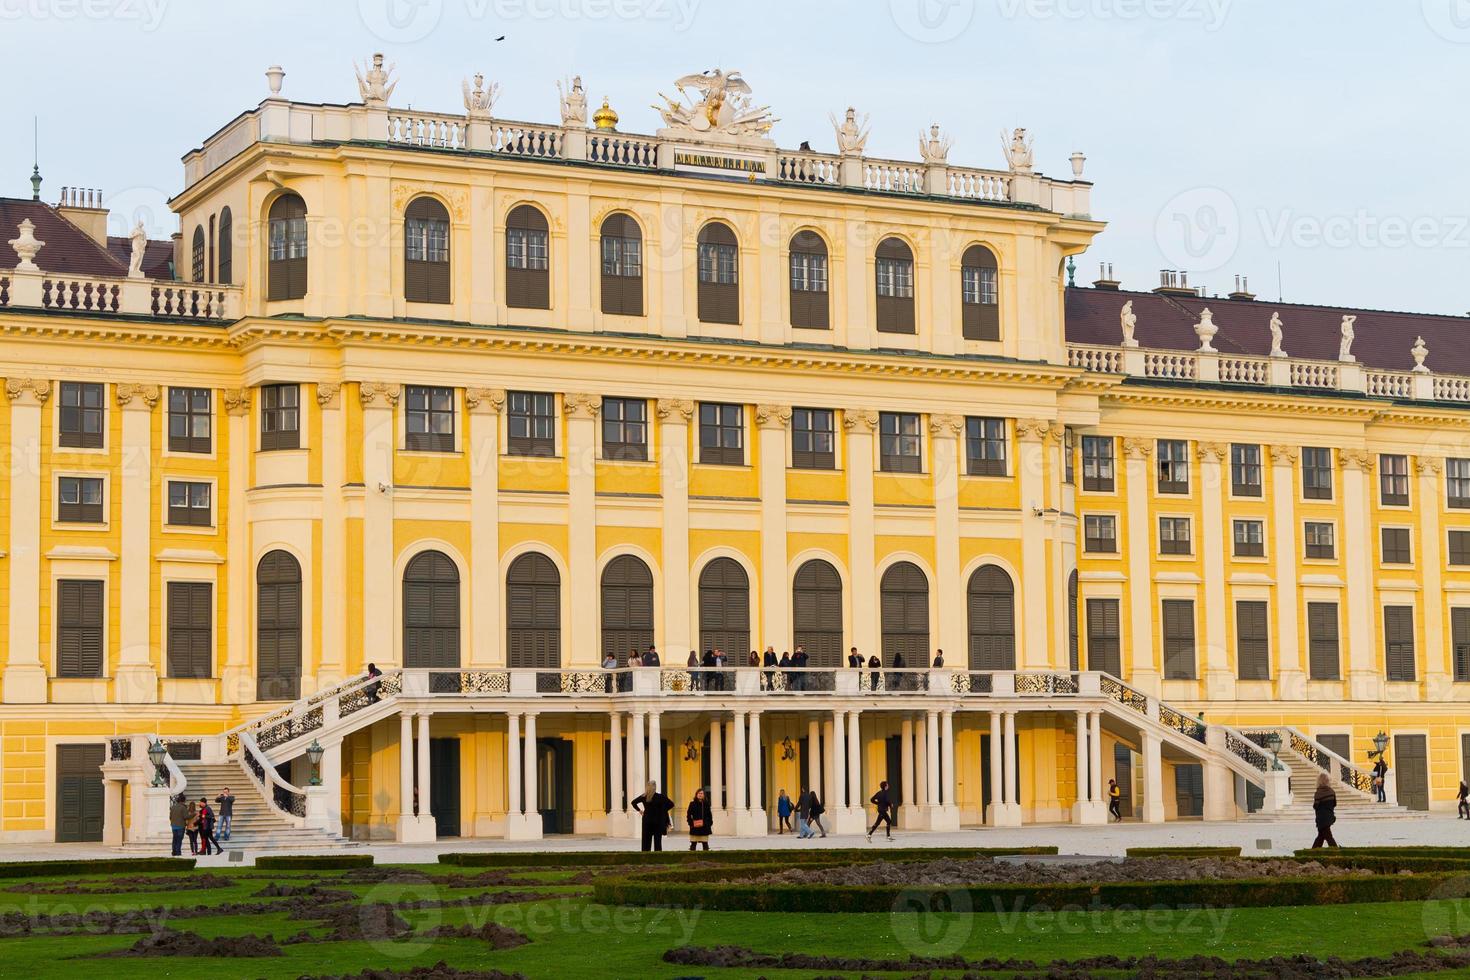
[966,564,1016,670]
[793,559,843,667]
[601,555,654,664]
[507,553,561,670]
[880,562,929,667]
[698,558,750,655]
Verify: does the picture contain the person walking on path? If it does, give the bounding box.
[686,788,713,851]
[866,780,894,842]
[776,790,794,833]
[168,794,188,857]
[1372,757,1389,803]
[1458,780,1469,820]
[1311,773,1339,849]
[1108,779,1122,822]
[214,788,235,840]
[631,781,675,852]
[808,791,828,837]
[184,800,201,856]
[795,787,815,839]
[198,797,223,855]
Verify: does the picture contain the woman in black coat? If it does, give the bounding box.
[1311,773,1338,848]
[686,787,713,851]
[631,781,675,852]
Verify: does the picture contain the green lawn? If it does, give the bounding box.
[0,861,1468,978]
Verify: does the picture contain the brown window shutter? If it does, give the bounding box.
[217,208,233,285]
[961,244,1000,341]
[697,558,750,654]
[875,238,915,335]
[966,565,1016,670]
[697,222,740,325]
[791,559,842,667]
[405,197,452,305]
[507,553,560,669]
[267,195,308,301]
[788,230,829,330]
[506,205,550,310]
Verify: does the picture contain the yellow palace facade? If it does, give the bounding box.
[0,63,1463,845]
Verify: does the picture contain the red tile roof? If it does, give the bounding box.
[0,198,130,277]
[1065,286,1470,376]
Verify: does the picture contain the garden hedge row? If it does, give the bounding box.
[1294,846,1470,859]
[1293,853,1470,874]
[439,845,1057,869]
[252,854,375,870]
[1125,846,1243,858]
[593,869,1470,913]
[0,857,195,879]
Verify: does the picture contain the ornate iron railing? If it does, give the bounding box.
[109,737,132,761]
[857,670,930,693]
[239,732,307,819]
[1015,672,1079,695]
[1224,731,1270,772]
[341,672,403,716]
[167,739,202,761]
[761,669,836,693]
[1100,675,1148,714]
[1158,705,1206,742]
[256,706,323,751]
[951,672,993,694]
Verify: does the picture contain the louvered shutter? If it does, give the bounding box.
[792,559,842,667]
[1453,608,1470,683]
[404,551,461,670]
[875,238,915,335]
[1235,600,1270,681]
[507,205,550,310]
[967,566,1015,670]
[268,195,307,301]
[507,553,560,669]
[1162,599,1196,680]
[1307,602,1341,680]
[697,223,739,325]
[1384,605,1416,682]
[960,244,1000,340]
[880,562,929,666]
[698,558,749,654]
[1086,598,1121,676]
[167,582,212,679]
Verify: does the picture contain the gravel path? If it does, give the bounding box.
[751,856,1368,887]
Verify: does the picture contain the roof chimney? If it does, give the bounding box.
[1092,261,1121,291]
[1228,274,1257,301]
[55,186,109,247]
[1153,269,1198,297]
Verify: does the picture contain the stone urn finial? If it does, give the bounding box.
[1194,307,1218,353]
[1411,336,1430,374]
[9,219,44,271]
[265,65,285,96]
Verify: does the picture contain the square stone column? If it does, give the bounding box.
[221,388,253,702]
[115,383,160,702]
[566,394,600,666]
[467,389,505,668]
[3,379,48,703]
[757,405,791,650]
[658,400,693,653]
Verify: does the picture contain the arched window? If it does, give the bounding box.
[403,550,460,672]
[875,237,915,334]
[793,559,842,666]
[601,555,654,664]
[506,204,550,309]
[1068,569,1079,672]
[267,194,308,301]
[880,562,928,666]
[788,231,829,329]
[698,558,749,654]
[217,207,233,285]
[696,222,739,324]
[507,553,560,669]
[256,550,302,701]
[207,214,216,283]
[599,213,643,316]
[967,564,1016,670]
[961,244,999,340]
[190,226,206,283]
[405,197,451,304]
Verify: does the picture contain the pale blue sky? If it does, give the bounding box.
[4,0,1467,314]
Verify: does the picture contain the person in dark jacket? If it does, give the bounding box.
[686,788,713,851]
[932,649,945,668]
[847,647,864,669]
[808,790,828,838]
[762,647,779,689]
[365,662,383,702]
[1372,758,1389,803]
[168,794,188,857]
[701,648,717,691]
[776,789,794,833]
[184,801,201,855]
[791,645,809,691]
[866,780,894,841]
[1458,780,1469,820]
[1311,774,1338,848]
[197,797,223,855]
[795,787,814,838]
[867,654,882,691]
[631,781,675,852]
[214,788,235,840]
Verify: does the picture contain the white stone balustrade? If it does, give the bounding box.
[0,268,241,321]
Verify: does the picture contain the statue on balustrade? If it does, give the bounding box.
[1002,127,1035,173]
[1338,315,1357,362]
[128,220,148,279]
[557,75,587,126]
[1120,300,1138,347]
[829,106,869,155]
[355,53,398,106]
[918,124,952,165]
[654,68,776,141]
[463,73,499,118]
[1268,312,1286,357]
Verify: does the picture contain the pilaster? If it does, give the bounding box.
[317,383,346,685]
[930,414,965,661]
[1269,446,1305,697]
[657,398,693,653]
[360,382,400,668]
[3,378,49,702]
[1418,456,1449,695]
[845,410,879,659]
[468,388,506,668]
[115,383,160,702]
[566,393,600,666]
[1016,419,1052,669]
[1123,438,1160,694]
[221,387,253,702]
[756,404,791,651]
[1196,441,1234,698]
[1340,450,1380,699]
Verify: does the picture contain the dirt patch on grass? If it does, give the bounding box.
[91,928,283,958]
[751,857,1366,888]
[252,882,355,901]
[304,963,526,980]
[6,873,236,895]
[421,921,530,949]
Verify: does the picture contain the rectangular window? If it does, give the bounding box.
[1236,599,1270,681]
[965,417,1007,476]
[879,412,922,473]
[259,383,300,451]
[405,385,456,453]
[1381,526,1412,565]
[167,387,211,454]
[1380,454,1410,506]
[1162,599,1196,680]
[698,403,744,466]
[58,382,105,449]
[1063,426,1076,485]
[506,391,555,457]
[601,397,647,462]
[166,481,212,527]
[874,257,914,298]
[1230,443,1262,497]
[1451,530,1470,566]
[1233,519,1265,557]
[961,265,998,305]
[1159,516,1192,556]
[1302,447,1333,499]
[269,215,307,260]
[1307,602,1341,680]
[1081,436,1115,492]
[1384,605,1416,682]
[56,579,104,678]
[1453,607,1470,683]
[600,235,641,277]
[697,242,738,284]
[1304,521,1336,560]
[166,581,213,679]
[1085,598,1121,676]
[789,251,828,293]
[1083,514,1117,553]
[791,408,835,470]
[1156,439,1189,494]
[407,217,451,263]
[506,226,549,270]
[57,476,104,524]
[1448,459,1470,509]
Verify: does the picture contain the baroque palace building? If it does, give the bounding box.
[0,61,1463,846]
